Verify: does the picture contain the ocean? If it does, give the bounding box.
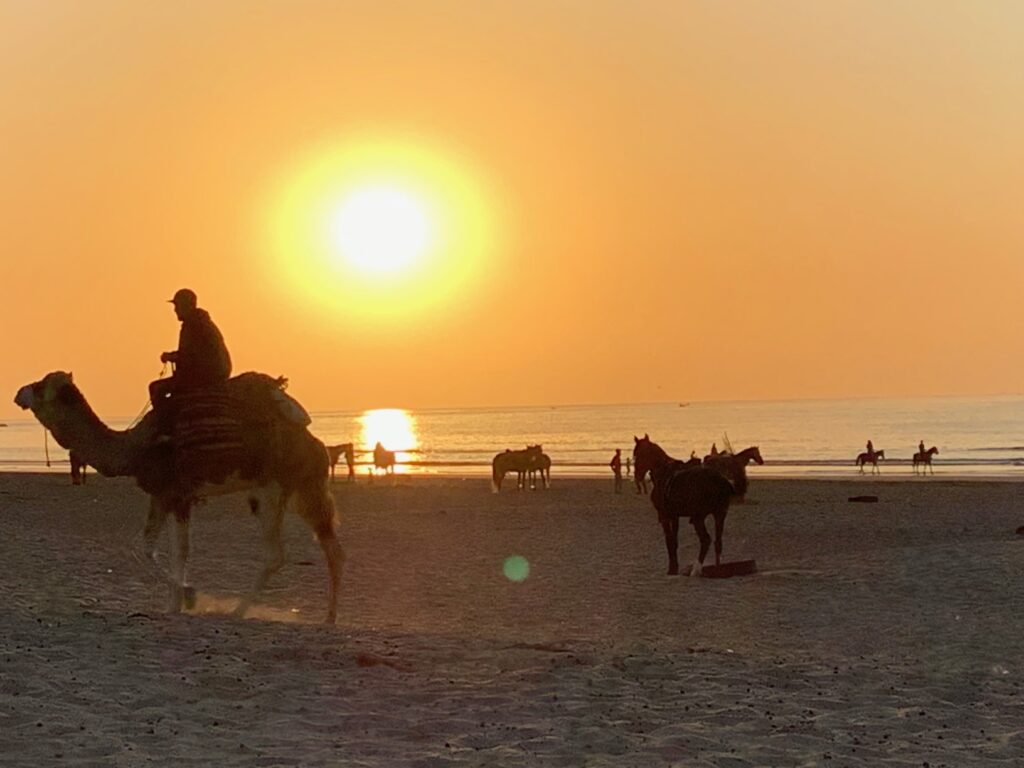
[2,395,1022,478]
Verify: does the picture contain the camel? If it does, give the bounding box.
[14,371,343,623]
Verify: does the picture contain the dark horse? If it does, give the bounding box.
[855,448,885,474]
[69,449,88,485]
[527,445,551,490]
[634,435,733,575]
[633,433,699,494]
[491,445,542,492]
[703,446,764,502]
[913,446,939,475]
[373,441,396,478]
[326,443,355,482]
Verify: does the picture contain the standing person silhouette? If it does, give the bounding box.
[610,449,623,494]
[625,456,631,477]
[149,288,232,428]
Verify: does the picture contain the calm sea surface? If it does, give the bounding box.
[2,395,1022,478]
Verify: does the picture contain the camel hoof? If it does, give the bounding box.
[182,586,197,610]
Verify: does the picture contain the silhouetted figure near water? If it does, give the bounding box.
[610,449,623,493]
[625,457,631,477]
[148,289,232,430]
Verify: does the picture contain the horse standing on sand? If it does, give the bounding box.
[856,448,885,474]
[491,446,539,492]
[633,435,734,576]
[527,445,551,490]
[15,371,344,623]
[703,446,763,503]
[913,446,939,475]
[327,443,356,482]
[633,433,698,494]
[372,441,396,478]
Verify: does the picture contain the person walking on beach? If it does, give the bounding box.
[149,288,232,424]
[610,449,623,493]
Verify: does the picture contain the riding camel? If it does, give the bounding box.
[14,371,343,623]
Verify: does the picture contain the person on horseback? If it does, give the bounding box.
[866,439,874,457]
[918,439,925,457]
[149,288,232,422]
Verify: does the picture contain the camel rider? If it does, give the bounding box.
[149,289,232,420]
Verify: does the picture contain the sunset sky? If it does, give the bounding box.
[2,1,1022,418]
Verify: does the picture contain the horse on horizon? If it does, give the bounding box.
[326,443,355,482]
[527,445,551,490]
[633,435,734,576]
[913,446,939,475]
[372,441,396,478]
[856,448,885,474]
[491,445,542,492]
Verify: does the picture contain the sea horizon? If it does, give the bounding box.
[5,393,1021,478]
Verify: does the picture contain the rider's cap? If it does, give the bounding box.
[168,288,197,307]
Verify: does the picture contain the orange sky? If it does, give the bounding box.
[2,2,1022,418]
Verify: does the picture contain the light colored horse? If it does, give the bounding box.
[372,441,396,478]
[913,446,939,475]
[855,449,885,474]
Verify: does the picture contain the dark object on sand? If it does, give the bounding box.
[1016,526,1024,536]
[683,559,758,578]
[848,495,879,503]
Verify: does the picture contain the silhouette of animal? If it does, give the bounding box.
[69,449,87,485]
[634,435,734,576]
[372,441,396,477]
[15,371,343,623]
[633,433,698,494]
[327,443,355,482]
[491,446,539,492]
[856,448,885,474]
[913,446,939,475]
[703,446,763,502]
[527,445,551,489]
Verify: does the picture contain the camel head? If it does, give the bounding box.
[14,371,78,427]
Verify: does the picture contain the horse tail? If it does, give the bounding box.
[491,457,502,493]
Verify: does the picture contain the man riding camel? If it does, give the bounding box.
[149,288,232,422]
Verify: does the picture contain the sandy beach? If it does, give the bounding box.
[1,472,1021,766]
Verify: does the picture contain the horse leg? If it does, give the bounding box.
[234,487,286,619]
[661,517,679,575]
[690,516,711,577]
[167,501,192,613]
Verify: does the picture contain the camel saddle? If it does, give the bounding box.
[168,373,310,485]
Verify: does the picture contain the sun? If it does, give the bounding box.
[329,186,432,273]
[265,136,496,324]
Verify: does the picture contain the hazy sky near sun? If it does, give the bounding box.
[2,1,1022,418]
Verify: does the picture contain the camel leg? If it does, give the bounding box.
[167,503,192,613]
[690,516,711,577]
[294,482,344,624]
[713,513,725,566]
[234,488,286,619]
[661,517,679,575]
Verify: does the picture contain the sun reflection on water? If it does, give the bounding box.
[358,408,419,472]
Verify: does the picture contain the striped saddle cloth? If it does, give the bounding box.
[171,390,253,483]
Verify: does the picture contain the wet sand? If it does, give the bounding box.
[1,472,1022,766]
